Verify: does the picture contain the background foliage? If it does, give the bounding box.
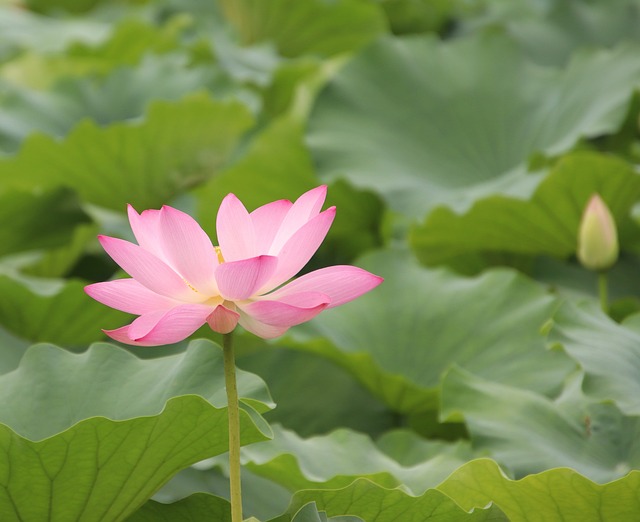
[1,0,640,520]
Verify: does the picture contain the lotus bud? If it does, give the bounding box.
[577,194,619,271]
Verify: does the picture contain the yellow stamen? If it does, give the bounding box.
[215,245,225,264]
[184,280,199,293]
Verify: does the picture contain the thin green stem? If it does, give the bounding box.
[598,271,609,314]
[223,332,242,522]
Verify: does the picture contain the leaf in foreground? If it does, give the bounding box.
[277,479,507,521]
[236,424,474,494]
[437,458,640,522]
[0,340,272,521]
[128,493,231,522]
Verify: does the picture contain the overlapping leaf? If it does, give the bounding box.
[195,119,383,265]
[307,32,640,216]
[279,479,507,521]
[549,300,640,415]
[0,271,127,346]
[0,55,213,153]
[129,493,231,522]
[283,249,573,412]
[0,5,109,57]
[437,458,640,522]
[2,15,189,89]
[238,348,395,437]
[0,93,253,211]
[441,366,640,482]
[274,502,364,522]
[218,0,387,57]
[457,0,640,66]
[0,187,89,257]
[0,339,272,520]
[236,425,475,494]
[410,152,640,267]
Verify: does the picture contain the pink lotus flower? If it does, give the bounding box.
[85,186,383,344]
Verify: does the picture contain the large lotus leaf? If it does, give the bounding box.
[237,348,395,438]
[272,502,363,522]
[0,339,273,439]
[375,429,474,469]
[0,340,272,520]
[0,186,90,257]
[128,493,231,522]
[132,497,362,522]
[0,54,213,153]
[437,458,640,522]
[440,366,640,482]
[26,0,112,14]
[21,222,98,278]
[0,326,29,375]
[195,118,318,239]
[380,0,454,35]
[410,152,640,267]
[195,119,383,265]
[0,271,128,346]
[307,32,640,217]
[548,300,640,416]
[0,92,253,211]
[229,425,475,494]
[156,465,292,520]
[0,6,109,57]
[2,16,189,89]
[530,256,640,311]
[218,0,387,57]
[458,0,640,66]
[283,249,573,413]
[277,479,507,522]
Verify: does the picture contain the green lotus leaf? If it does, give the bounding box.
[3,15,190,89]
[0,339,272,520]
[283,249,573,413]
[195,118,383,266]
[218,0,387,57]
[380,0,454,35]
[0,326,29,375]
[457,0,640,66]
[155,465,292,521]
[0,186,90,258]
[228,425,473,494]
[273,501,364,522]
[307,32,640,217]
[0,54,213,153]
[279,478,507,521]
[238,348,394,438]
[549,300,640,415]
[0,6,109,56]
[132,497,363,522]
[0,92,253,211]
[410,152,640,268]
[0,271,128,346]
[128,493,231,522]
[195,118,318,240]
[437,458,640,522]
[440,366,640,482]
[21,222,98,278]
